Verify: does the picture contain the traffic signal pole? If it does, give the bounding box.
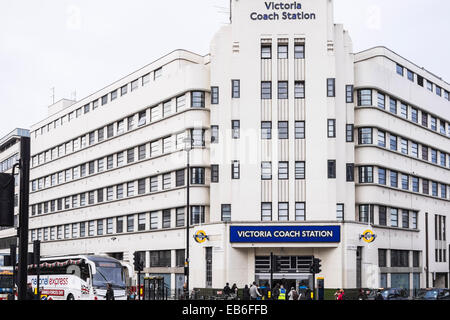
[17,136,30,301]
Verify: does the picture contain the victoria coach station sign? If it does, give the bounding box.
[250,2,317,21]
[230,226,340,243]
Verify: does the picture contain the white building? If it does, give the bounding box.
[0,128,30,264]
[9,0,450,296]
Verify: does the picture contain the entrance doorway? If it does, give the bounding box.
[255,273,313,291]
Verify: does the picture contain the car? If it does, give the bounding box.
[414,288,450,300]
[377,288,410,300]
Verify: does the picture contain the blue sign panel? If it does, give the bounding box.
[230,226,341,243]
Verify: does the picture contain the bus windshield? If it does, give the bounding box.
[92,261,125,289]
[0,273,13,289]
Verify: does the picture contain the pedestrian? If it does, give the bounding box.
[249,281,262,300]
[337,289,345,301]
[243,285,251,300]
[7,288,16,301]
[334,289,340,300]
[272,283,280,300]
[357,288,367,300]
[259,282,269,300]
[105,283,115,300]
[26,283,36,300]
[182,282,188,300]
[278,284,286,300]
[223,282,231,298]
[231,283,238,299]
[375,289,384,300]
[288,287,298,300]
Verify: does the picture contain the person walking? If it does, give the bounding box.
[259,282,269,300]
[249,282,262,300]
[231,283,238,299]
[105,283,115,300]
[357,289,367,300]
[26,283,36,300]
[278,284,286,300]
[272,283,280,300]
[242,285,251,300]
[223,282,231,298]
[336,289,345,301]
[288,287,298,300]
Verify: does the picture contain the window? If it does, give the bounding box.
[107,124,114,138]
[142,73,150,86]
[138,179,146,195]
[401,138,408,155]
[176,208,185,227]
[232,161,240,179]
[391,250,409,267]
[97,220,104,236]
[191,167,205,185]
[402,210,409,228]
[162,210,171,228]
[101,95,108,106]
[97,188,104,203]
[211,165,219,183]
[294,43,304,59]
[163,100,172,117]
[211,125,219,144]
[163,173,171,190]
[390,134,397,151]
[422,112,428,127]
[346,85,354,103]
[231,80,240,98]
[150,141,159,156]
[98,128,104,142]
[88,221,94,237]
[278,44,288,59]
[211,86,219,104]
[407,70,414,81]
[117,152,124,167]
[127,215,134,232]
[377,130,386,148]
[396,64,404,76]
[400,103,408,119]
[154,67,162,80]
[261,122,272,139]
[176,95,186,111]
[379,206,387,226]
[278,121,288,139]
[412,212,418,229]
[221,204,231,222]
[328,160,336,179]
[107,187,113,201]
[389,98,397,114]
[191,206,205,225]
[359,166,373,183]
[138,144,146,160]
[377,93,385,109]
[422,146,428,161]
[390,171,398,188]
[191,129,205,147]
[346,124,354,142]
[426,80,433,92]
[116,184,123,199]
[327,119,336,138]
[278,81,288,99]
[412,176,419,192]
[390,208,398,227]
[294,81,305,99]
[150,176,158,192]
[107,218,113,234]
[295,162,305,180]
[232,120,240,139]
[327,78,335,97]
[358,89,372,106]
[346,164,354,182]
[359,205,369,223]
[116,217,123,233]
[422,179,429,195]
[121,85,128,96]
[176,169,185,187]
[431,116,437,131]
[163,137,172,154]
[138,111,146,126]
[150,211,158,230]
[84,104,90,114]
[131,79,139,92]
[150,250,171,268]
[261,44,272,59]
[378,168,386,185]
[401,174,409,190]
[336,204,344,221]
[359,128,372,144]
[411,142,418,158]
[278,202,289,221]
[278,162,289,180]
[150,106,161,122]
[411,108,418,123]
[261,82,272,99]
[127,182,134,197]
[261,203,272,221]
[379,249,387,267]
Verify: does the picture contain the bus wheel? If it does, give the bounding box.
[67,294,75,300]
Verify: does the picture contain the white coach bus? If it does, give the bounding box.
[27,255,133,300]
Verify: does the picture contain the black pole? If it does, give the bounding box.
[425,212,429,287]
[185,148,190,299]
[33,240,40,300]
[138,271,141,300]
[17,136,30,301]
[312,273,316,300]
[10,244,16,294]
[270,252,274,290]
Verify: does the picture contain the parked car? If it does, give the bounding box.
[414,288,450,300]
[378,288,410,300]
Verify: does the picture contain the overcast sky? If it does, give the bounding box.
[1,0,449,138]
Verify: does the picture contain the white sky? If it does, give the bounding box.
[1,0,449,138]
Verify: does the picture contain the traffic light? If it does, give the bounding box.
[271,255,282,272]
[133,251,144,272]
[33,240,41,265]
[310,258,322,274]
[0,173,15,227]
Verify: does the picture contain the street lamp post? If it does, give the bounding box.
[183,137,192,299]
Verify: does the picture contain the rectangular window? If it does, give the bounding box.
[411,142,418,158]
[359,128,373,144]
[346,164,354,182]
[138,179,146,195]
[127,215,134,232]
[231,80,240,98]
[295,161,305,180]
[261,81,272,99]
[138,144,146,160]
[359,166,373,183]
[97,220,104,236]
[389,97,397,114]
[377,92,385,109]
[278,121,288,139]
[278,162,289,180]
[411,108,418,123]
[232,120,240,139]
[327,119,336,138]
[191,206,205,225]
[138,111,146,126]
[232,161,240,179]
[261,44,272,59]
[346,85,354,103]
[211,125,219,143]
[327,78,335,97]
[328,160,336,179]
[278,81,288,99]
[127,182,134,197]
[358,89,372,106]
[262,122,272,139]
[396,64,404,76]
[407,70,414,81]
[101,95,108,106]
[412,176,419,192]
[346,124,354,142]
[176,95,186,111]
[336,204,344,221]
[359,205,369,223]
[295,202,306,221]
[121,85,128,96]
[211,164,219,183]
[379,206,387,226]
[294,81,305,99]
[163,100,172,117]
[176,208,185,227]
[131,79,139,92]
[391,208,398,227]
[191,91,205,107]
[116,184,124,199]
[162,210,171,228]
[401,138,408,155]
[211,86,219,104]
[400,103,408,119]
[278,202,289,221]
[163,173,171,190]
[150,176,158,192]
[402,210,409,228]
[390,134,397,151]
[107,218,113,234]
[278,44,288,59]
[401,174,409,190]
[390,171,398,188]
[142,73,150,86]
[191,167,205,185]
[261,203,272,221]
[221,204,231,222]
[378,168,386,185]
[116,217,123,233]
[176,169,185,187]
